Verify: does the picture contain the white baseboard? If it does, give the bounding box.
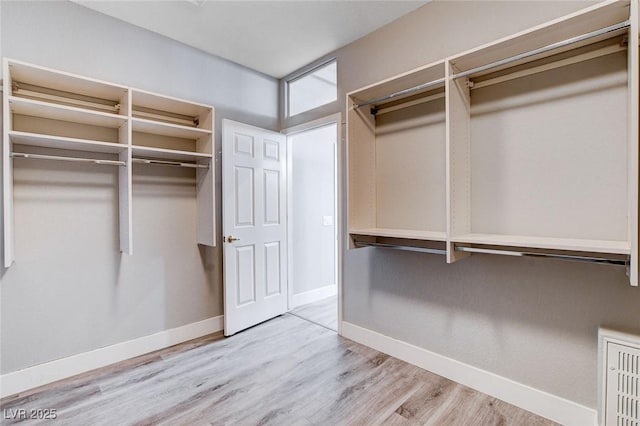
[341,321,597,426]
[292,284,337,308]
[0,315,224,399]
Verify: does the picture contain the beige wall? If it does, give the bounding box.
[282,0,640,409]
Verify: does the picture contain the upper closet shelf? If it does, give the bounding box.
[132,117,212,139]
[448,0,630,78]
[450,21,629,82]
[353,77,445,111]
[9,131,127,154]
[450,234,631,255]
[7,59,127,101]
[132,89,212,118]
[8,97,127,128]
[351,60,446,111]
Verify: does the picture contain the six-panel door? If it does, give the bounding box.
[222,120,288,336]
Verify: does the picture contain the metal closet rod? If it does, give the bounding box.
[12,86,120,113]
[353,78,446,110]
[11,152,125,166]
[452,20,630,80]
[11,152,209,169]
[354,240,628,266]
[354,241,447,256]
[455,246,629,266]
[132,158,209,169]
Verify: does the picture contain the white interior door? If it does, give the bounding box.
[222,119,287,336]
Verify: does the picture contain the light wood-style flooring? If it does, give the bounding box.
[0,314,557,425]
[289,295,337,331]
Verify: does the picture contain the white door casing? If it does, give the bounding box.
[283,113,343,335]
[222,120,288,336]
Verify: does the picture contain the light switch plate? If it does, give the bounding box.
[323,216,333,226]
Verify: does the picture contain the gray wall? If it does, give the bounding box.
[0,1,278,374]
[282,0,640,410]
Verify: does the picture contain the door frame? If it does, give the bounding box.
[282,113,343,335]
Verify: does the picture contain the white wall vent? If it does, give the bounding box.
[600,328,640,426]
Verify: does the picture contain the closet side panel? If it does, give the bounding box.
[446,62,471,263]
[3,58,14,267]
[196,154,215,246]
[118,90,132,254]
[629,0,639,286]
[347,105,376,233]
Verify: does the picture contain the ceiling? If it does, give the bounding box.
[74,1,428,79]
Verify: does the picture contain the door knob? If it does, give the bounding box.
[226,235,240,243]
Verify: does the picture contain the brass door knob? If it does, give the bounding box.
[226,235,240,243]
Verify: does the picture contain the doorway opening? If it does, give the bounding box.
[284,115,341,332]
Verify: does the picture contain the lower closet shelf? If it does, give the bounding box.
[449,233,630,255]
[349,228,447,241]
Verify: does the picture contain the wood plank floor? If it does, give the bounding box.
[0,314,557,425]
[289,296,337,331]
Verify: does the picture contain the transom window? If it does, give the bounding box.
[287,60,337,116]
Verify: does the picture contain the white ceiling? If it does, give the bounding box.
[74,1,428,79]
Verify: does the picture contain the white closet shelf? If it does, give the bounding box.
[9,96,127,128]
[132,89,212,118]
[350,228,447,241]
[448,0,629,77]
[9,131,127,154]
[131,117,211,139]
[8,59,127,101]
[449,233,631,255]
[351,60,446,109]
[131,145,212,161]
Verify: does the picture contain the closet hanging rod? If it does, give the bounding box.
[455,246,629,266]
[451,20,630,81]
[468,43,626,91]
[11,152,125,166]
[353,77,446,111]
[355,241,447,256]
[132,110,198,127]
[132,158,209,169]
[12,87,120,113]
[375,92,446,116]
